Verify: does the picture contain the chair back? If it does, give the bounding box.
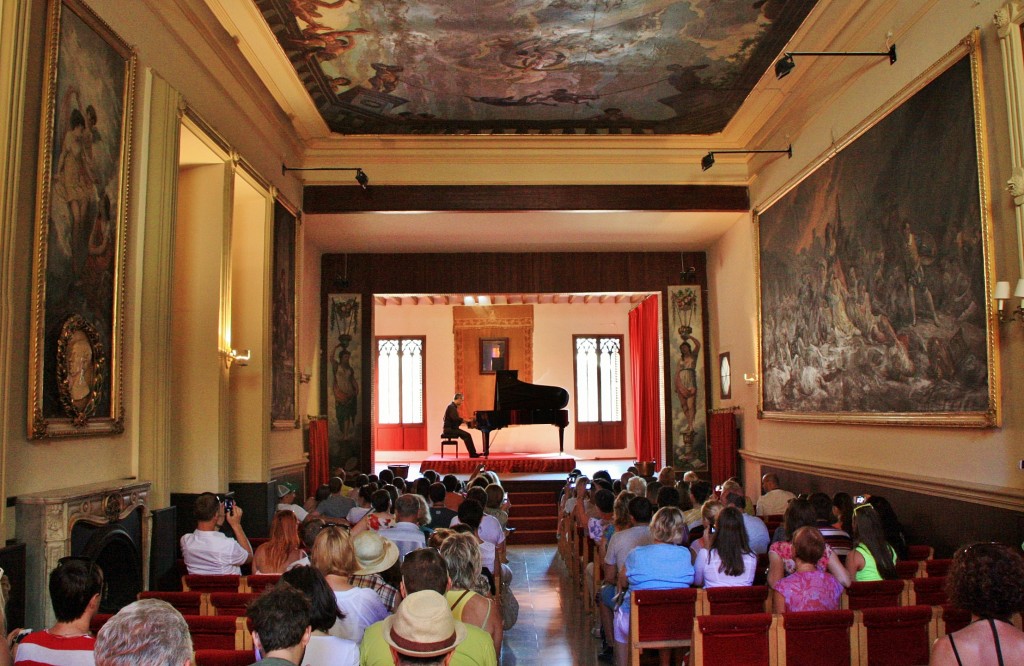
[909,576,948,607]
[631,588,700,644]
[904,545,933,561]
[702,585,770,615]
[693,613,776,666]
[779,609,856,666]
[208,592,259,617]
[937,604,972,635]
[89,613,114,634]
[924,559,952,577]
[139,590,205,616]
[243,574,281,594]
[753,552,770,586]
[894,561,921,580]
[193,649,254,666]
[184,615,245,650]
[183,574,242,594]
[843,579,906,610]
[857,605,933,666]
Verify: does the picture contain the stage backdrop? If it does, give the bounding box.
[756,37,998,427]
[453,305,534,418]
[668,286,707,472]
[327,294,362,470]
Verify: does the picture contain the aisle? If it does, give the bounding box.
[500,544,599,665]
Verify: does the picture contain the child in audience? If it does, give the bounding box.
[772,527,843,613]
[693,506,757,588]
[688,499,723,553]
[845,503,898,581]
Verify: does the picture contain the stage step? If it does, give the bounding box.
[512,529,557,545]
[505,479,562,546]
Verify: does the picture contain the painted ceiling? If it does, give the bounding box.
[255,0,819,135]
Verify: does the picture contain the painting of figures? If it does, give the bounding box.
[327,295,362,469]
[668,286,708,470]
[756,47,997,426]
[271,200,298,429]
[29,0,134,438]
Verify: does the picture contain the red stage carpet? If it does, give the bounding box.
[420,454,576,476]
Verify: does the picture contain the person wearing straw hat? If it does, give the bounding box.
[381,591,466,665]
[351,531,401,612]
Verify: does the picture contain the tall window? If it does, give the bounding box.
[377,337,424,424]
[574,335,623,423]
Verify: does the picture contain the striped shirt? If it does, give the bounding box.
[14,630,95,666]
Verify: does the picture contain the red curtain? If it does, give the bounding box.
[709,411,738,485]
[628,294,662,464]
[307,418,330,492]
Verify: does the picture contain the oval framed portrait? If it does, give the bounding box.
[56,314,105,424]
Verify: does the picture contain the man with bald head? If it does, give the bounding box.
[756,473,796,517]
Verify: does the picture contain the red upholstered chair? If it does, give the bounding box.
[183,574,242,594]
[208,592,259,617]
[936,604,972,636]
[842,580,907,610]
[700,585,770,615]
[687,525,705,545]
[139,590,205,616]
[183,615,246,650]
[763,514,784,535]
[894,561,921,580]
[193,650,254,666]
[89,613,114,634]
[905,545,934,561]
[778,609,857,666]
[629,588,700,666]
[753,553,770,586]
[243,574,280,594]
[908,576,948,607]
[923,559,952,577]
[856,605,934,666]
[692,613,777,666]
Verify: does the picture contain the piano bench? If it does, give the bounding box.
[440,437,460,458]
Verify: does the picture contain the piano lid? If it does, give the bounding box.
[493,370,570,411]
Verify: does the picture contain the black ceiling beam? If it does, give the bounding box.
[302,184,749,214]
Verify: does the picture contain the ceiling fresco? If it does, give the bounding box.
[255,0,819,135]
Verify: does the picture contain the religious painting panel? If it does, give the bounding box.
[29,0,135,438]
[327,294,363,469]
[271,199,299,429]
[668,286,707,472]
[755,36,998,426]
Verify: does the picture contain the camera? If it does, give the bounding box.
[854,495,866,505]
[223,492,235,515]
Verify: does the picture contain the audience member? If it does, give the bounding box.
[277,482,310,521]
[13,558,103,665]
[280,566,358,666]
[657,466,676,486]
[689,499,723,553]
[428,483,458,529]
[693,506,757,588]
[930,542,1024,665]
[644,481,662,506]
[0,573,10,666]
[350,531,401,612]
[181,492,252,574]
[381,495,428,559]
[254,510,309,574]
[379,469,395,486]
[599,496,653,660]
[348,485,376,524]
[625,476,647,497]
[94,599,191,666]
[311,526,389,643]
[810,492,852,557]
[439,534,503,655]
[452,498,506,578]
[412,478,431,500]
[483,485,508,528]
[442,475,465,511]
[866,496,909,560]
[756,473,796,517]
[348,474,370,501]
[655,486,680,512]
[767,498,850,589]
[845,504,898,582]
[685,482,714,529]
[305,484,331,514]
[301,518,327,551]
[771,527,843,613]
[248,585,312,665]
[319,477,357,521]
[370,591,476,666]
[359,489,395,532]
[832,492,854,535]
[422,470,440,484]
[724,492,769,554]
[721,479,754,516]
[681,471,700,484]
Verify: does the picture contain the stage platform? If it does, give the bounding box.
[417,453,577,476]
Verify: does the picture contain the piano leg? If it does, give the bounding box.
[558,426,564,454]
[483,431,491,458]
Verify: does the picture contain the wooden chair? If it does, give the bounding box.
[777,609,857,666]
[629,588,700,666]
[242,574,280,594]
[855,605,934,666]
[183,615,247,651]
[208,592,259,617]
[842,580,907,610]
[907,576,947,607]
[692,613,777,666]
[699,585,771,615]
[923,559,952,577]
[138,590,205,615]
[183,574,243,594]
[905,545,934,561]
[193,650,254,666]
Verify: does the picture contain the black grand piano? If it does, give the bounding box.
[473,370,570,457]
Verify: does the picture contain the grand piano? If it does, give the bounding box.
[473,370,570,457]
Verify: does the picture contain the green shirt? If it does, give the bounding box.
[854,543,897,582]
[360,619,497,666]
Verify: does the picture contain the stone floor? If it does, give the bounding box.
[500,544,600,666]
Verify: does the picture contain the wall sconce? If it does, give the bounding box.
[775,44,897,79]
[281,165,370,190]
[223,348,251,368]
[743,373,759,386]
[702,145,792,171]
[995,279,1024,322]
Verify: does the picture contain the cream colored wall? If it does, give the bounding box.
[710,0,1024,508]
[373,300,637,460]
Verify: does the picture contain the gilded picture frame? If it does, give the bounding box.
[754,33,999,427]
[29,0,135,438]
[271,197,300,430]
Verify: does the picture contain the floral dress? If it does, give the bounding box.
[773,570,843,612]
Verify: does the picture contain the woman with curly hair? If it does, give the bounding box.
[845,503,898,581]
[253,510,308,573]
[930,542,1024,665]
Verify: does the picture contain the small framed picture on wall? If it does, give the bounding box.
[480,338,508,374]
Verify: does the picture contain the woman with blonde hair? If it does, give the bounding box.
[311,526,388,642]
[253,510,308,574]
[689,499,724,554]
[439,532,503,655]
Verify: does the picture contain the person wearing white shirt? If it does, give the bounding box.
[756,473,797,517]
[277,481,310,521]
[180,492,252,575]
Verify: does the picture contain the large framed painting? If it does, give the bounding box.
[28,0,135,438]
[755,34,998,427]
[271,199,299,430]
[327,294,362,470]
[668,286,707,471]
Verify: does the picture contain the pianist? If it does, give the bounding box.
[443,393,480,458]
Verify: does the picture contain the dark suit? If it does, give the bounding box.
[443,401,478,457]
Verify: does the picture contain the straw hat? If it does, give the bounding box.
[352,530,399,575]
[382,590,467,658]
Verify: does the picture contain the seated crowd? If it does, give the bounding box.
[558,466,1024,665]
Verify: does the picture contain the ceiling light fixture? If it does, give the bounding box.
[701,145,793,171]
[281,164,370,190]
[774,44,897,80]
